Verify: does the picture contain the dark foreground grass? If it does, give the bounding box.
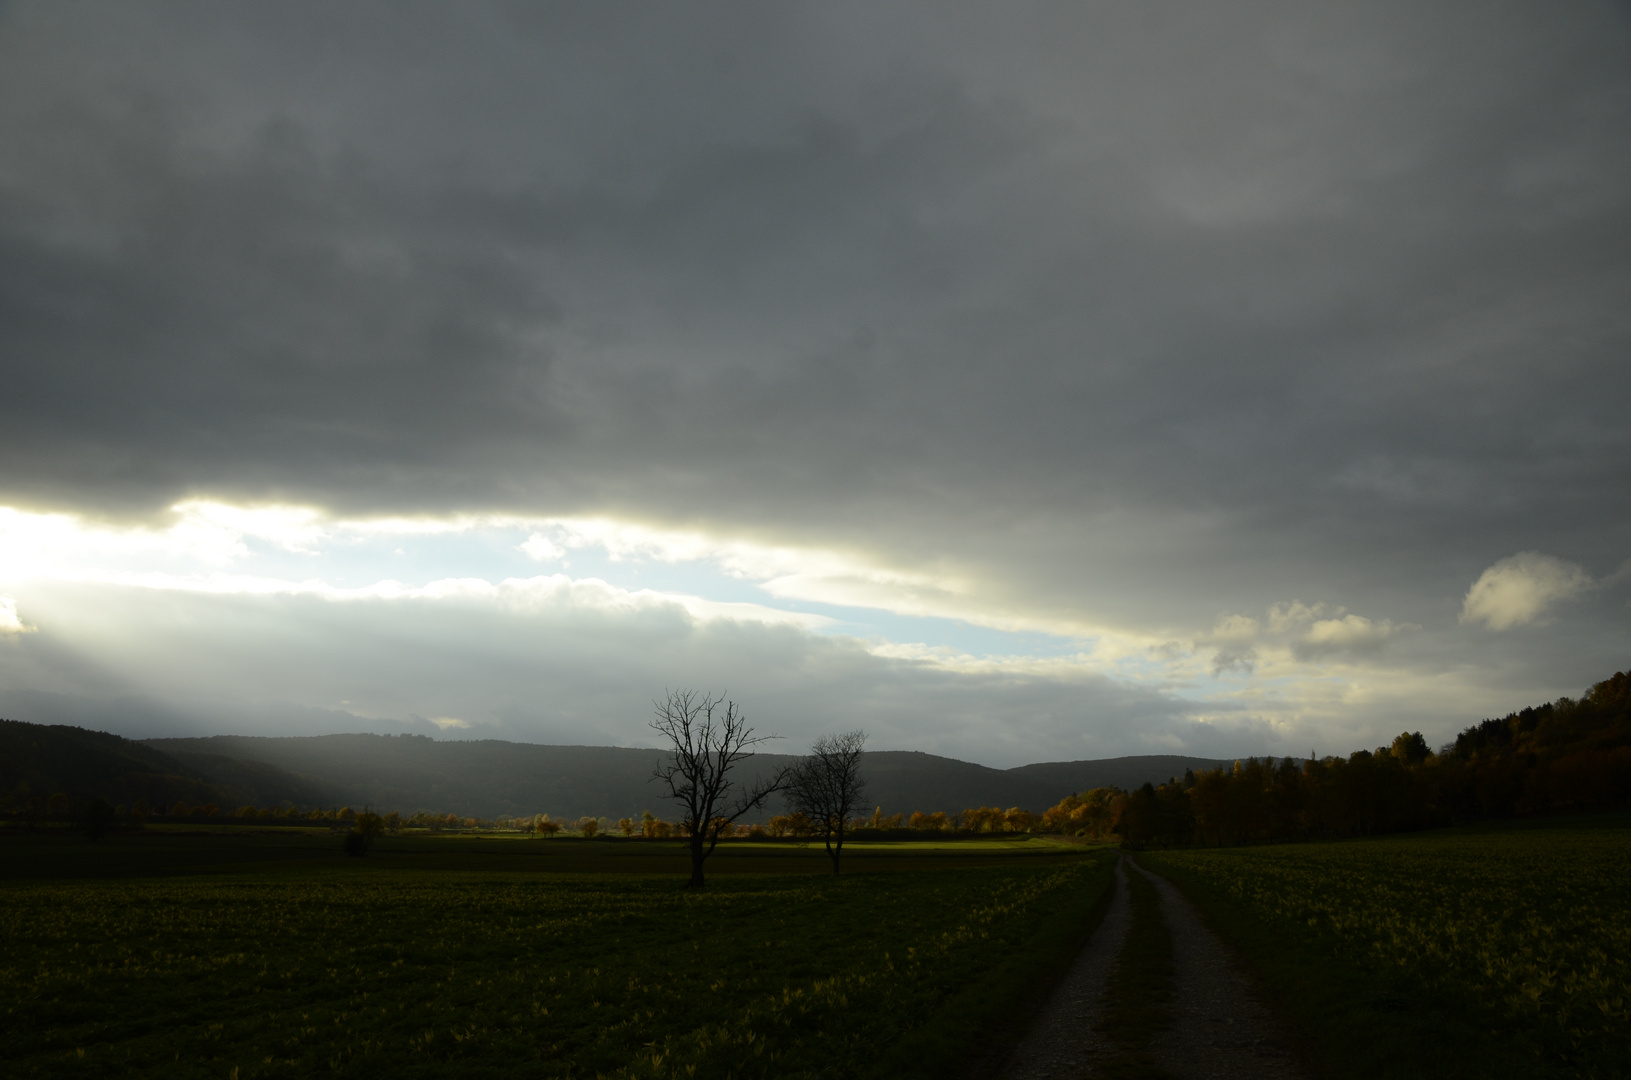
[1140,816,1631,1080]
[0,834,1116,1079]
[870,844,1120,1080]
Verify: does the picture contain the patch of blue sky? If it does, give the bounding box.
[807,605,1094,660]
[230,527,540,586]
[223,527,1105,662]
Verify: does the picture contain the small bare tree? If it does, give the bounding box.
[650,690,785,888]
[785,730,867,874]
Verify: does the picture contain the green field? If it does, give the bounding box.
[0,830,1115,1079]
[1141,816,1631,1080]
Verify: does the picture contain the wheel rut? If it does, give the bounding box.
[1001,858,1132,1079]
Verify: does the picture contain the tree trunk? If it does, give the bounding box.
[688,835,707,888]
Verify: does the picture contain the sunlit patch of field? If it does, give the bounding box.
[409,832,1075,854]
[0,840,1115,1079]
[1143,821,1631,1079]
[714,836,1080,854]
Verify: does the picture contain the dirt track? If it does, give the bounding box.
[1132,861,1302,1079]
[1003,857,1302,1080]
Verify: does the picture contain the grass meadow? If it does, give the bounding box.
[1140,814,1631,1080]
[0,830,1115,1079]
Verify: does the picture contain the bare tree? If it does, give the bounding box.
[785,730,867,874]
[650,690,785,888]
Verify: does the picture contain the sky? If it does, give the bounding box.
[1,2,1628,767]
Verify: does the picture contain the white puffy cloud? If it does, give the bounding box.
[427,717,470,731]
[1203,600,1410,670]
[0,594,29,634]
[1460,552,1593,631]
[519,533,565,562]
[1266,601,1328,634]
[1201,613,1260,675]
[172,500,330,554]
[1295,614,1403,659]
[1266,601,1408,659]
[1209,614,1260,641]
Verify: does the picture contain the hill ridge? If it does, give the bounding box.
[2,719,1229,819]
[143,732,1226,819]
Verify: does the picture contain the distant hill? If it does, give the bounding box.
[0,719,335,810]
[144,733,1226,820]
[1005,756,1217,794]
[154,749,342,808]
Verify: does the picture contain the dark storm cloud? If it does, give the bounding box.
[2,2,1629,676]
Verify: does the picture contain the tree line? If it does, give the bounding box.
[0,786,1049,842]
[1047,668,1631,847]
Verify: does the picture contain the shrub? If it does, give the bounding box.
[80,798,115,841]
[354,811,384,847]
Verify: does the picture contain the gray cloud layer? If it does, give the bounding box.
[0,580,1245,767]
[2,2,1629,747]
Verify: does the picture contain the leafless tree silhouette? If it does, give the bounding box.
[650,690,785,888]
[785,730,867,873]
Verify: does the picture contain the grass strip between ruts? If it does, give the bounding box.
[1087,860,1177,1080]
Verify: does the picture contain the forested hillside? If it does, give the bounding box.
[145,734,1225,820]
[0,720,333,813]
[1048,668,1631,845]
